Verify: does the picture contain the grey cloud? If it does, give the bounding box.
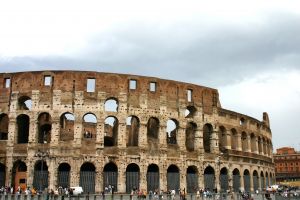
[1,12,300,89]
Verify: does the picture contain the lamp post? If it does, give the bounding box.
[34,131,49,194]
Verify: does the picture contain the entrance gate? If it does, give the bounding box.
[80,162,95,193]
[253,174,259,191]
[244,175,250,192]
[233,175,240,192]
[126,164,140,193]
[58,171,70,188]
[0,164,5,187]
[104,172,118,191]
[220,168,228,193]
[187,166,198,193]
[147,164,159,192]
[33,161,48,192]
[220,175,228,192]
[57,163,70,188]
[167,165,180,191]
[232,169,240,192]
[204,166,215,191]
[103,163,118,192]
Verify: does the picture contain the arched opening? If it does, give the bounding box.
[0,114,8,140]
[203,124,213,153]
[166,119,178,145]
[250,133,256,153]
[232,169,240,192]
[185,106,196,118]
[83,113,97,139]
[17,114,29,143]
[12,161,27,192]
[103,162,118,192]
[244,169,250,192]
[18,96,32,110]
[187,166,198,193]
[126,116,139,147]
[57,163,71,188]
[186,122,197,152]
[104,98,119,112]
[147,164,159,192]
[219,126,227,153]
[0,163,5,188]
[260,171,265,190]
[60,112,74,141]
[231,129,238,150]
[126,163,140,193]
[104,116,118,147]
[204,166,215,191]
[38,113,52,143]
[33,160,48,192]
[220,167,228,192]
[80,162,96,193]
[147,117,159,152]
[253,170,259,191]
[241,132,248,152]
[167,165,180,191]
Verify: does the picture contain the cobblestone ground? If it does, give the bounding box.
[1,193,300,200]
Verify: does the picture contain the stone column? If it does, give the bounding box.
[139,162,147,191]
[50,119,60,145]
[28,117,38,143]
[26,158,35,189]
[240,174,244,192]
[139,123,147,148]
[250,172,254,192]
[246,135,251,153]
[118,162,126,193]
[160,160,167,192]
[73,116,82,147]
[96,118,104,148]
[118,120,127,148]
[159,123,167,149]
[95,170,102,193]
[226,131,232,150]
[48,158,56,190]
[237,133,242,151]
[70,161,80,187]
[7,117,16,145]
[5,156,13,186]
[178,127,186,151]
[194,128,202,152]
[211,128,219,154]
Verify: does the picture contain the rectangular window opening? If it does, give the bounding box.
[187,89,192,102]
[4,78,10,88]
[129,79,137,90]
[149,82,156,92]
[44,76,52,86]
[87,78,96,92]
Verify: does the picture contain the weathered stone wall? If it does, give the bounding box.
[0,71,274,193]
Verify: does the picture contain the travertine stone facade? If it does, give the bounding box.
[0,71,274,193]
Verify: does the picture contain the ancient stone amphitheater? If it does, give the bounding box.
[0,71,274,194]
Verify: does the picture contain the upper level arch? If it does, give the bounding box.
[203,123,213,153]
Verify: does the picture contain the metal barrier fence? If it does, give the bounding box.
[0,192,300,200]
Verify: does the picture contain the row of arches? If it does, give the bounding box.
[0,112,272,155]
[1,161,274,194]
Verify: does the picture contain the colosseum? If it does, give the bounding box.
[0,71,274,194]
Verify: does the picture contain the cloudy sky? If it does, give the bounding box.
[1,0,300,151]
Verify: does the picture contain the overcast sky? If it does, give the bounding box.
[1,0,300,151]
